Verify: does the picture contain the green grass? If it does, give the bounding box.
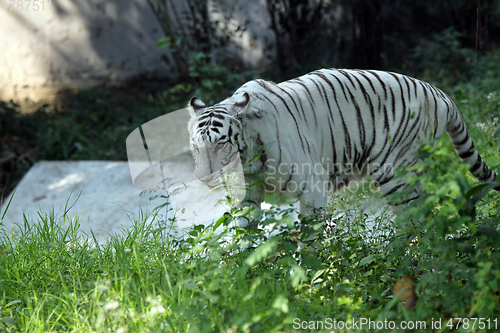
[0,192,398,332]
[1,50,500,331]
[0,180,498,332]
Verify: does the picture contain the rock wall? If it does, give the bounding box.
[0,0,272,104]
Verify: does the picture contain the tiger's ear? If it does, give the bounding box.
[234,92,263,119]
[235,92,250,107]
[189,97,206,117]
[234,92,251,115]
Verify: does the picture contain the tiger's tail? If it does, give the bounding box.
[446,105,500,191]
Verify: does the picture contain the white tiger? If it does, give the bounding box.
[187,69,499,224]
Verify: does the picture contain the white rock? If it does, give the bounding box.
[0,161,164,244]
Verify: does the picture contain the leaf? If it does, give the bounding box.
[244,239,277,266]
[360,254,375,266]
[201,79,213,90]
[280,239,298,252]
[272,294,289,313]
[301,253,321,269]
[194,52,207,61]
[454,173,470,196]
[213,214,227,230]
[290,264,307,287]
[367,288,384,303]
[1,317,15,326]
[1,190,15,220]
[281,214,295,229]
[311,269,326,284]
[174,37,183,48]
[465,182,495,202]
[156,37,172,49]
[4,299,22,308]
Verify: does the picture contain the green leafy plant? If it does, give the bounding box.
[411,27,476,80]
[157,36,256,106]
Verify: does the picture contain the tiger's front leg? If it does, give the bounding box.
[233,183,263,229]
[298,172,329,216]
[293,173,329,249]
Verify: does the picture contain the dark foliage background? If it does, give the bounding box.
[146,0,500,78]
[264,0,500,76]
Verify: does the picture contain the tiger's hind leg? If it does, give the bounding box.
[369,163,423,220]
[367,167,425,246]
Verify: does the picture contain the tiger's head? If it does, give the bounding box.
[187,92,250,186]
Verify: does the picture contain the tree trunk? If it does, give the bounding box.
[350,0,383,69]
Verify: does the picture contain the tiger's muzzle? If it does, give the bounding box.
[193,143,241,187]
